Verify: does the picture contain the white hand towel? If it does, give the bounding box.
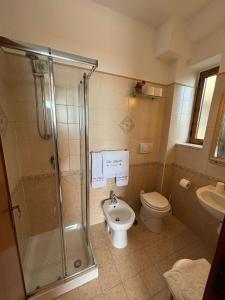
[91,152,106,188]
[102,150,129,179]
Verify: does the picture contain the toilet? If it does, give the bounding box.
[140,191,171,233]
[103,198,135,248]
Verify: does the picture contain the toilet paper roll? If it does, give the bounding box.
[179,178,191,190]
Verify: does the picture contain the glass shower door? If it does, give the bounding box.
[53,63,93,277]
[0,49,64,294]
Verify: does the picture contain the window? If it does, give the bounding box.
[190,67,219,144]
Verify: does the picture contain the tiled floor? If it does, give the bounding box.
[55,214,214,300]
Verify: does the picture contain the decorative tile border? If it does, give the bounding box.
[130,161,158,168]
[166,162,224,183]
[11,161,221,198]
[21,173,55,181]
[61,170,80,177]
[10,171,81,196]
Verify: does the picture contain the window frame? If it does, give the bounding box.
[189,66,219,145]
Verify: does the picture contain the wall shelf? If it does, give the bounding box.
[129,93,165,100]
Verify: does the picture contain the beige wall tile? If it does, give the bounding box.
[55,85,67,105]
[67,105,79,124]
[56,104,68,123]
[69,155,80,171]
[171,164,219,248]
[69,139,80,156]
[58,123,69,141]
[68,124,80,140]
[61,174,82,226]
[23,175,59,235]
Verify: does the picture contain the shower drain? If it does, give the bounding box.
[74,259,82,268]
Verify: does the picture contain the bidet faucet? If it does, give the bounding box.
[110,190,118,204]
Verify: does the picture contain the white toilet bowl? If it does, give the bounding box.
[103,199,135,248]
[140,192,171,233]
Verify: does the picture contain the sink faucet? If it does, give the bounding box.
[110,190,118,204]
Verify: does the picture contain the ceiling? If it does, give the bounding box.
[92,0,211,28]
[92,0,225,42]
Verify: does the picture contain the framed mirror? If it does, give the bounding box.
[210,93,225,165]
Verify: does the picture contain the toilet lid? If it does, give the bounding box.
[142,192,169,210]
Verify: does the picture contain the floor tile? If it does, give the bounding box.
[94,246,113,268]
[90,226,108,249]
[123,274,150,300]
[103,283,128,300]
[140,265,166,297]
[151,287,171,300]
[99,263,121,291]
[78,278,102,300]
[143,237,181,264]
[58,215,213,300]
[92,295,104,300]
[131,248,154,273]
[109,243,131,260]
[115,254,137,281]
[155,253,178,276]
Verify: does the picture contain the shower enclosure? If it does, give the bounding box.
[0,37,97,296]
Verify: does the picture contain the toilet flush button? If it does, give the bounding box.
[139,143,153,154]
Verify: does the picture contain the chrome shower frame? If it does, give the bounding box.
[0,36,98,296]
[0,36,98,72]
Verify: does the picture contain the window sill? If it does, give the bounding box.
[175,142,203,150]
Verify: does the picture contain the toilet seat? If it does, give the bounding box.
[142,192,170,211]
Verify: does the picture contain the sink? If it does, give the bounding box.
[196,185,225,221]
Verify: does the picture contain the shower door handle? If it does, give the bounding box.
[11,205,21,218]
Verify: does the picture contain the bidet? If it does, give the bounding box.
[103,197,135,248]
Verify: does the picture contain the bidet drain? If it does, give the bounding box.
[74,259,82,268]
[115,217,120,222]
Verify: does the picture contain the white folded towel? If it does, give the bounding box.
[91,152,106,189]
[102,150,129,179]
[163,258,210,300]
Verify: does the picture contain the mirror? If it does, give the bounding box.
[210,94,225,165]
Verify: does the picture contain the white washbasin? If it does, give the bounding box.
[196,185,225,221]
